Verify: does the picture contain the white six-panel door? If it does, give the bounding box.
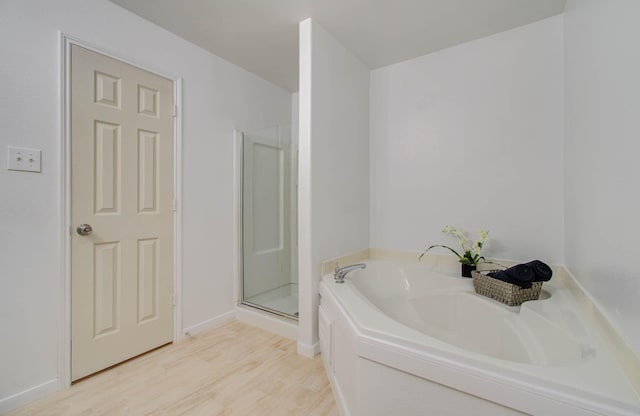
[70,45,174,381]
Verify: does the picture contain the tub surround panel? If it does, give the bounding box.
[369,15,565,265]
[325,248,507,277]
[321,248,371,276]
[359,358,526,416]
[559,269,640,392]
[564,0,640,356]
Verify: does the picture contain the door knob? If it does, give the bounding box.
[76,224,93,236]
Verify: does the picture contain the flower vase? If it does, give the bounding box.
[461,263,476,278]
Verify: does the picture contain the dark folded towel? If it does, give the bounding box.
[525,260,553,281]
[488,264,534,289]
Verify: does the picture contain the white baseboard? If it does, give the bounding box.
[235,306,298,341]
[0,378,63,414]
[297,340,320,357]
[182,310,235,337]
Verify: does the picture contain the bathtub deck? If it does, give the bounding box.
[8,321,337,416]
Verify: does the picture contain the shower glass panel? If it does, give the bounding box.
[241,125,298,319]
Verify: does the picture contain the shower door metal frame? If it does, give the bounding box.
[234,130,298,321]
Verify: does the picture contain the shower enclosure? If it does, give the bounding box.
[239,125,298,319]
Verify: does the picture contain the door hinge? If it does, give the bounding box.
[173,104,178,118]
[173,199,177,212]
[172,294,176,307]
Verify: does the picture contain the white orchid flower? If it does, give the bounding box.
[420,226,490,266]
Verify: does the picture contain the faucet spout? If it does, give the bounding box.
[334,263,366,283]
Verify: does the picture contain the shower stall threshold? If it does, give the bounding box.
[235,304,298,341]
[244,283,298,318]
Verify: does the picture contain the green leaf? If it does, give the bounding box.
[419,244,462,261]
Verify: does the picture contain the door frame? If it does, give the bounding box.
[233,130,243,308]
[59,33,183,387]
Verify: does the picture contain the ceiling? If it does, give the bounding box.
[109,0,566,92]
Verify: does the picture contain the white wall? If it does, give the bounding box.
[564,0,640,355]
[298,19,370,354]
[0,0,290,409]
[370,16,565,264]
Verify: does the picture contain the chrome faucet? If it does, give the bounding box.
[334,263,366,283]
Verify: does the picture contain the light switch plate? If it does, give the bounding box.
[8,146,41,172]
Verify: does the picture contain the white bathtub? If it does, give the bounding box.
[318,260,640,416]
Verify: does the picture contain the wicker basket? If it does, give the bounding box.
[471,270,542,306]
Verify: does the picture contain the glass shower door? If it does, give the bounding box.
[241,125,298,319]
